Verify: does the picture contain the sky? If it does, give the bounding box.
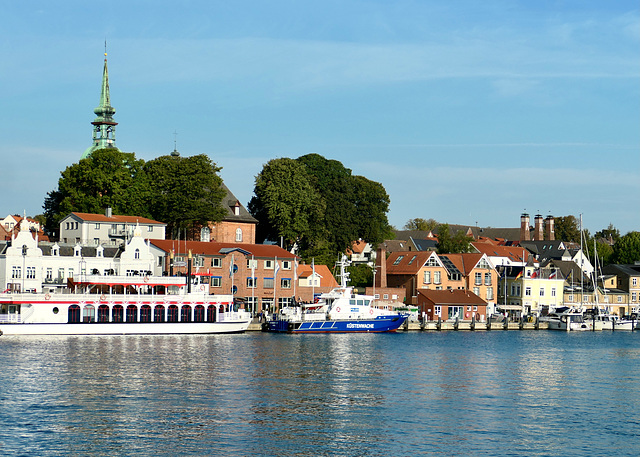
[1,1,638,236]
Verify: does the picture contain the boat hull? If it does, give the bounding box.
[266,315,407,333]
[0,320,251,336]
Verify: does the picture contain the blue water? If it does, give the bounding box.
[1,331,639,456]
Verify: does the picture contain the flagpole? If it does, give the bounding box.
[251,255,255,316]
[312,258,315,301]
[230,254,234,306]
[274,256,278,313]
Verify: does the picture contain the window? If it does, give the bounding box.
[12,266,21,279]
[423,271,431,284]
[551,288,556,297]
[95,223,100,229]
[211,277,222,287]
[26,267,36,279]
[235,228,243,242]
[525,287,532,296]
[426,257,439,266]
[484,273,491,286]
[194,256,204,267]
[200,227,210,242]
[617,296,623,303]
[134,248,140,259]
[74,247,81,257]
[211,258,221,268]
[247,259,257,269]
[246,277,257,288]
[475,272,482,286]
[486,288,494,300]
[264,260,274,269]
[282,261,291,270]
[281,278,291,289]
[434,271,441,284]
[94,238,100,246]
[540,288,545,297]
[434,306,441,317]
[478,258,490,269]
[473,287,480,296]
[148,225,153,232]
[408,255,417,265]
[264,278,274,289]
[158,256,164,267]
[568,294,574,302]
[633,278,638,287]
[393,256,404,265]
[46,268,53,281]
[633,292,637,302]
[58,268,65,280]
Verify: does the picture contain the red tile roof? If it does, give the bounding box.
[70,212,165,225]
[149,239,297,259]
[418,289,486,306]
[386,251,435,274]
[297,264,339,287]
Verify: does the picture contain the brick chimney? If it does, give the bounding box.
[545,215,555,241]
[376,245,387,289]
[520,213,530,241]
[533,214,544,241]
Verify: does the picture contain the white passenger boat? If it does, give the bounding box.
[0,274,251,335]
[539,307,591,331]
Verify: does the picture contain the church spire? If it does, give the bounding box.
[82,45,119,159]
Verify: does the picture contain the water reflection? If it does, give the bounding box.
[1,332,640,456]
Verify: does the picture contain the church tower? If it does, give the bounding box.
[82,49,119,159]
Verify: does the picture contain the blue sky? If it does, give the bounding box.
[1,1,638,235]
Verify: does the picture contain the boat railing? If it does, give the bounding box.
[0,313,23,324]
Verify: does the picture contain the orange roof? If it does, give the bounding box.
[386,251,435,274]
[471,242,526,263]
[70,212,165,225]
[439,253,484,276]
[349,239,367,254]
[297,264,339,287]
[149,239,297,259]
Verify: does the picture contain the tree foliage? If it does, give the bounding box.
[43,149,225,240]
[144,154,226,239]
[43,149,150,236]
[404,218,438,232]
[612,231,640,264]
[249,153,393,264]
[554,215,582,242]
[585,238,614,267]
[346,263,373,288]
[595,223,621,243]
[436,223,473,254]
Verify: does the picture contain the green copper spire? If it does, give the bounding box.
[82,48,119,159]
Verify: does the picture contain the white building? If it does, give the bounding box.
[59,209,166,246]
[0,219,156,294]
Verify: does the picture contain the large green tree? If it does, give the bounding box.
[595,223,621,243]
[144,154,226,239]
[248,158,324,248]
[612,231,640,264]
[554,215,582,242]
[249,153,392,264]
[43,148,150,236]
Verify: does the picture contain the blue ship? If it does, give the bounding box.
[265,256,408,333]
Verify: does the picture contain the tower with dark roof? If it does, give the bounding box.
[82,49,119,159]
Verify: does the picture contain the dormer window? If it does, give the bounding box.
[234,202,240,216]
[52,245,59,256]
[97,246,104,258]
[134,248,140,260]
[74,246,82,257]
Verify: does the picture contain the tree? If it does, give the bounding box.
[436,224,473,254]
[612,232,640,264]
[347,263,373,289]
[404,218,438,232]
[248,158,324,249]
[144,154,226,239]
[554,215,581,242]
[43,149,150,236]
[585,237,614,267]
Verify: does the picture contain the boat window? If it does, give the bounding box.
[82,305,95,323]
[357,300,364,306]
[98,305,109,322]
[126,305,138,323]
[154,305,165,323]
[350,299,356,306]
[194,305,205,322]
[68,305,81,323]
[167,305,179,322]
[140,305,152,323]
[181,305,192,322]
[112,305,124,323]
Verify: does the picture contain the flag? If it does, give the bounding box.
[229,254,234,277]
[549,271,557,279]
[274,257,280,276]
[515,270,523,280]
[530,270,538,279]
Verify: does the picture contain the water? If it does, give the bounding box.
[1,332,640,456]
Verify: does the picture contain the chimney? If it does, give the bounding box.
[534,214,543,241]
[520,213,530,241]
[105,207,112,218]
[545,215,555,241]
[376,245,387,289]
